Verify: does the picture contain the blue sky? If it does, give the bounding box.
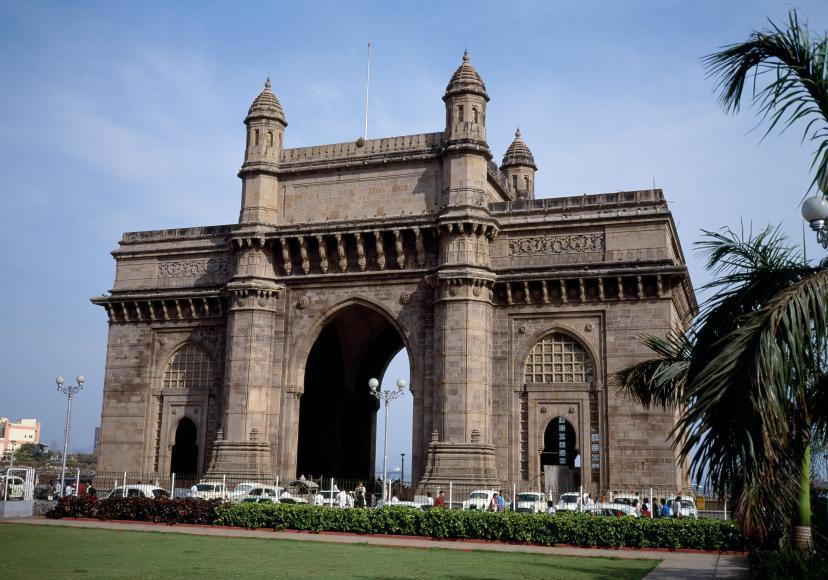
[1,1,826,479]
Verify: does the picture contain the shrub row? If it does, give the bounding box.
[46,497,745,551]
[46,495,222,525]
[213,504,745,551]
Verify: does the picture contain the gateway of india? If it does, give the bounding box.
[93,52,696,492]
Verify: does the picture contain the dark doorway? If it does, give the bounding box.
[541,416,577,469]
[297,304,405,480]
[170,417,198,475]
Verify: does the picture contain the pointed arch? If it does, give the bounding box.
[523,331,594,384]
[163,342,218,390]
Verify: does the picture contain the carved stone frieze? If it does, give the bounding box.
[157,257,230,279]
[507,233,604,257]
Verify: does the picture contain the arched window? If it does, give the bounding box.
[163,343,216,389]
[512,175,518,191]
[254,129,260,147]
[524,332,593,384]
[524,176,530,192]
[457,105,464,123]
[472,106,479,123]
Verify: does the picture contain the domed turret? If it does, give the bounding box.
[238,78,287,225]
[246,78,287,125]
[444,50,489,102]
[500,128,537,200]
[443,51,489,148]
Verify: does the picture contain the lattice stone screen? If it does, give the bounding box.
[524,332,593,383]
[163,343,216,389]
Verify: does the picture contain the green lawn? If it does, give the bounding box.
[0,523,660,579]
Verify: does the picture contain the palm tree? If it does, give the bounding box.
[614,226,828,548]
[703,9,828,191]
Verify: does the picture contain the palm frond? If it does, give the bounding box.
[611,330,691,410]
[703,9,828,190]
[674,268,828,539]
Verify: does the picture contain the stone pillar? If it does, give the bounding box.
[420,216,500,487]
[208,237,283,478]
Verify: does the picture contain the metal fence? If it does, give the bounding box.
[21,468,728,519]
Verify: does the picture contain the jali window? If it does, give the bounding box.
[524,332,593,383]
[163,343,216,389]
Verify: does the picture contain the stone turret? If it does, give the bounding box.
[238,78,287,225]
[442,50,490,152]
[500,128,537,200]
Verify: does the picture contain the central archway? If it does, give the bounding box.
[296,303,408,481]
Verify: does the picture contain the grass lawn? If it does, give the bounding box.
[0,523,659,579]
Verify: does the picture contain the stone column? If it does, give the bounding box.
[208,237,283,478]
[420,217,500,488]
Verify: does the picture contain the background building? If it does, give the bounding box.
[0,417,41,458]
[93,53,696,493]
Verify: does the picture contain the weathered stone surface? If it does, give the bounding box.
[93,54,696,493]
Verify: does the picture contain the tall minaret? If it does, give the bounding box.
[500,128,537,200]
[238,78,287,225]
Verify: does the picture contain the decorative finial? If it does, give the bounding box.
[515,127,521,139]
[462,49,469,63]
[265,77,271,91]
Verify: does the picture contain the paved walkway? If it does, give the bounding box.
[3,517,750,579]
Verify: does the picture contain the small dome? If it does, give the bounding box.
[443,51,489,102]
[246,78,287,125]
[501,128,537,170]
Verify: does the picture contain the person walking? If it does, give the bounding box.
[661,498,672,517]
[488,492,499,512]
[671,496,682,518]
[434,490,446,508]
[497,490,505,512]
[354,482,366,508]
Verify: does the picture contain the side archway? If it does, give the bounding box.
[170,417,198,475]
[522,330,603,489]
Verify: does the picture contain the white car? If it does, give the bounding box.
[587,502,640,517]
[227,484,280,502]
[678,496,698,518]
[610,493,641,510]
[556,492,585,512]
[232,485,281,503]
[0,475,25,500]
[462,489,498,510]
[514,491,547,513]
[107,485,169,499]
[190,481,228,499]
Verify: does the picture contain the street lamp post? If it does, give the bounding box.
[368,377,407,504]
[8,440,17,468]
[56,375,84,496]
[801,184,828,263]
[401,452,405,483]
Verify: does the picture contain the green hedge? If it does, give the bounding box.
[213,504,745,551]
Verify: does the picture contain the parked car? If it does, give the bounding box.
[514,491,547,514]
[277,496,308,504]
[586,503,640,517]
[678,495,698,518]
[190,481,227,499]
[107,485,169,499]
[556,492,585,512]
[0,475,25,500]
[610,493,641,510]
[241,496,277,504]
[232,485,281,503]
[462,490,498,510]
[227,483,280,502]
